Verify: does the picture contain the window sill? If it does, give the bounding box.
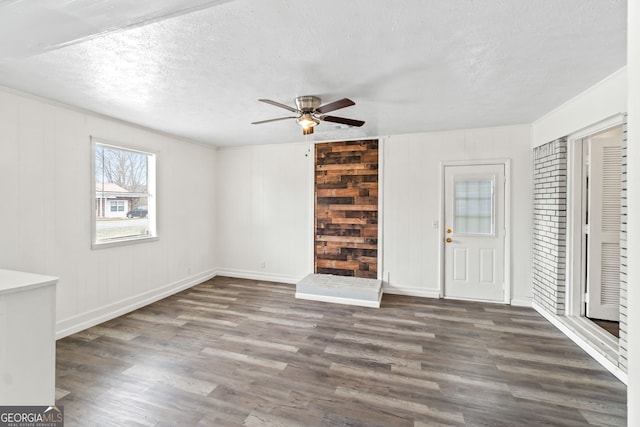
[91,235,159,250]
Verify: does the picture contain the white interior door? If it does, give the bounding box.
[444,164,505,302]
[585,131,622,321]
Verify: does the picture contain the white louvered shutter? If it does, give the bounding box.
[586,137,621,321]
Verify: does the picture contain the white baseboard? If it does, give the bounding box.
[295,292,381,308]
[56,269,216,339]
[215,268,302,285]
[510,297,533,307]
[382,284,440,299]
[532,301,627,384]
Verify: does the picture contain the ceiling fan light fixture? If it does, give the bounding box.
[297,112,319,130]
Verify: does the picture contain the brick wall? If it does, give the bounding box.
[532,138,568,315]
[620,115,628,372]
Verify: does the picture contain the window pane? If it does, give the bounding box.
[94,142,155,245]
[454,179,493,234]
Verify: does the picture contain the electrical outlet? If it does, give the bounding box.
[260,261,266,269]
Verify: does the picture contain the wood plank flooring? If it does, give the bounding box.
[55,276,627,426]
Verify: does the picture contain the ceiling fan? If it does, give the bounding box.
[251,96,365,135]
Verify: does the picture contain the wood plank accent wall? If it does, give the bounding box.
[315,139,378,279]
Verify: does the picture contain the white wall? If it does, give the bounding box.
[215,142,312,283]
[216,126,533,305]
[0,88,218,338]
[382,125,533,304]
[627,1,639,423]
[532,67,627,148]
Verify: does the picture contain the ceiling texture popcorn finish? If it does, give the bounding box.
[0,0,627,146]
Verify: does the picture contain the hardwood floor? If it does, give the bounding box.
[56,276,627,426]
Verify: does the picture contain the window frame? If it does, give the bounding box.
[91,137,158,249]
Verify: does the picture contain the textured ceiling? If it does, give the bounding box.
[0,0,627,146]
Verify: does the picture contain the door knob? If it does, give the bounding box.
[446,228,452,234]
[445,237,452,243]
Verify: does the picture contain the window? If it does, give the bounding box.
[93,139,157,247]
[110,200,125,212]
[454,178,494,235]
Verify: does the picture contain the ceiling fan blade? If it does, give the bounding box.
[251,116,297,125]
[258,99,298,113]
[320,115,365,127]
[316,98,355,114]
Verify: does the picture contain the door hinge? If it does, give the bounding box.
[585,154,591,166]
[583,292,589,303]
[583,224,590,234]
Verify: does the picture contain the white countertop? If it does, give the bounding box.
[0,269,58,295]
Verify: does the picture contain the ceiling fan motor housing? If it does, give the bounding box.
[295,96,321,112]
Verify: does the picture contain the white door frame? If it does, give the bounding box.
[564,116,624,361]
[439,159,511,304]
[566,114,624,318]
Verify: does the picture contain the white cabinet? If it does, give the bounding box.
[0,269,57,405]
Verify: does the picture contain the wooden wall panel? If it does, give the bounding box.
[315,140,378,278]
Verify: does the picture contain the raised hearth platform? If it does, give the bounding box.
[295,273,382,308]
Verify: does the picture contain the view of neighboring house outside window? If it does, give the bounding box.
[92,138,157,247]
[95,183,131,218]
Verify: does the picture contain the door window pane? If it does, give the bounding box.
[454,179,493,234]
